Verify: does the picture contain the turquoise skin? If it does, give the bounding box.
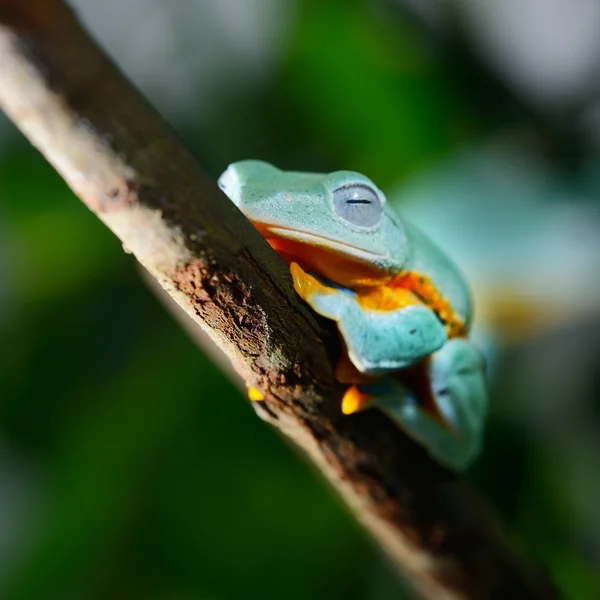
[219,160,487,471]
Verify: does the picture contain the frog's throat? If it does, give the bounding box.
[254,224,394,287]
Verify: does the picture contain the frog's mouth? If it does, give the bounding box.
[253,223,393,288]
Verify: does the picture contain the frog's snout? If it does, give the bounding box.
[217,166,237,201]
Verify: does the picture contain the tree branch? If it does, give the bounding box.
[0,2,560,598]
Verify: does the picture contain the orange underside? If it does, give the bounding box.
[266,235,466,338]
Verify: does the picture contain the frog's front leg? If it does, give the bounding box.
[290,263,447,375]
[348,339,487,471]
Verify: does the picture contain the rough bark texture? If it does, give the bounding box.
[0,2,560,599]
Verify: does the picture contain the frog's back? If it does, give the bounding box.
[401,221,472,328]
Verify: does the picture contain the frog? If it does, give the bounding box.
[218,160,487,471]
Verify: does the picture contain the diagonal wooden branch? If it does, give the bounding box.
[0,2,560,599]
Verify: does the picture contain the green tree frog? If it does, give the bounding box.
[218,160,487,471]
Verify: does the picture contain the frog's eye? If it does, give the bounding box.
[332,184,383,228]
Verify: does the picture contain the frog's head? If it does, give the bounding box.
[218,160,410,286]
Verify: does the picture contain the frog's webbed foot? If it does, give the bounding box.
[345,339,487,471]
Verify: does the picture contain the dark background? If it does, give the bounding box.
[1,1,600,598]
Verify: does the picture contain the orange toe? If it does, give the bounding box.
[248,387,265,402]
[341,385,374,415]
[290,262,335,302]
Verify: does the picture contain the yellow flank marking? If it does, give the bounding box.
[391,271,466,337]
[341,385,374,414]
[355,285,422,312]
[248,387,265,402]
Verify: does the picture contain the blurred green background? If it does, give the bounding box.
[1,1,600,599]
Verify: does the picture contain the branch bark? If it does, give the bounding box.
[0,2,560,599]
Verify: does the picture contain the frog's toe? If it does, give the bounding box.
[247,387,265,402]
[341,385,376,414]
[342,379,407,415]
[289,262,350,320]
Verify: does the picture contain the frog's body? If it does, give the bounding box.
[219,160,487,471]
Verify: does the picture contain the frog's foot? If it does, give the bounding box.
[354,377,470,471]
[347,340,487,471]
